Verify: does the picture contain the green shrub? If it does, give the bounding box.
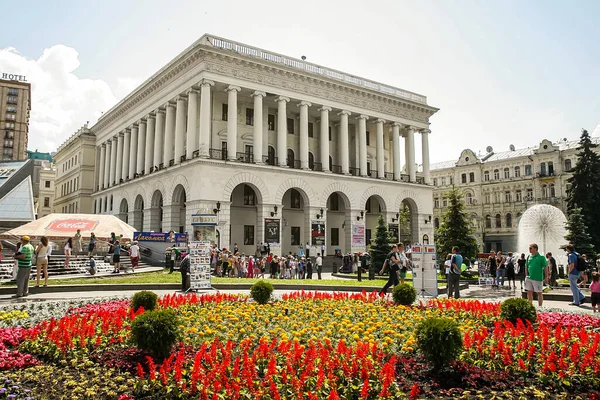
[250,280,274,304]
[416,317,463,371]
[132,290,158,312]
[131,309,180,359]
[500,298,537,324]
[392,283,417,306]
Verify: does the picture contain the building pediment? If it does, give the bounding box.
[456,149,479,166]
[535,139,558,154]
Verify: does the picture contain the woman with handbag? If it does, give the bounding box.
[35,236,50,287]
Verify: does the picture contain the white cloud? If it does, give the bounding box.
[0,45,118,152]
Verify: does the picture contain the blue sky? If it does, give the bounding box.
[1,0,599,161]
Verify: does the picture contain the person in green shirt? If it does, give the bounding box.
[14,235,35,298]
[525,243,548,306]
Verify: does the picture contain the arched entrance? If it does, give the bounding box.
[398,198,418,245]
[325,192,351,256]
[281,188,310,256]
[150,190,163,232]
[134,195,144,232]
[172,185,187,234]
[230,183,262,255]
[364,195,386,247]
[119,199,129,223]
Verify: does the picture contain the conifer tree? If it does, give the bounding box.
[564,208,595,257]
[370,214,393,270]
[435,188,478,266]
[567,129,600,251]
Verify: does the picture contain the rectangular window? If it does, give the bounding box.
[461,174,467,184]
[434,198,439,208]
[469,172,475,182]
[268,114,275,131]
[7,96,17,104]
[485,193,491,204]
[243,184,255,206]
[442,199,447,207]
[505,191,512,202]
[526,188,533,200]
[525,165,532,176]
[366,131,370,146]
[44,197,50,207]
[245,108,254,126]
[7,88,18,95]
[287,118,295,134]
[291,227,301,246]
[2,148,13,159]
[44,181,50,188]
[328,126,332,141]
[6,106,16,113]
[243,225,254,245]
[516,190,522,202]
[331,228,340,246]
[433,178,437,186]
[4,139,13,147]
[221,104,228,121]
[514,167,521,177]
[441,177,446,186]
[484,171,490,181]
[221,141,227,159]
[5,114,15,121]
[308,122,314,138]
[5,122,15,129]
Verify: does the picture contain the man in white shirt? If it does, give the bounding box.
[129,241,140,273]
[305,242,311,258]
[316,253,323,280]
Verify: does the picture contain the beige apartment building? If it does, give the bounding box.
[53,124,96,214]
[0,76,31,160]
[37,160,56,218]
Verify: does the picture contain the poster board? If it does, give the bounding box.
[311,222,325,246]
[351,223,365,247]
[411,244,438,297]
[188,241,213,290]
[264,219,280,245]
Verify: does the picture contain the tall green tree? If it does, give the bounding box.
[435,188,478,266]
[370,214,393,270]
[567,129,600,251]
[564,208,596,257]
[398,202,412,245]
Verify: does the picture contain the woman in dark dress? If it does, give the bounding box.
[516,253,526,291]
[487,251,497,285]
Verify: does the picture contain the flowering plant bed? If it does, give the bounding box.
[1,291,599,399]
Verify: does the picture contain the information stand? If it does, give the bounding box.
[187,241,213,292]
[411,244,438,298]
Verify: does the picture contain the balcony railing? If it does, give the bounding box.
[169,159,175,167]
[331,165,342,174]
[384,172,394,180]
[312,162,323,172]
[192,150,200,158]
[288,159,301,170]
[209,148,227,160]
[236,152,254,164]
[367,170,377,179]
[349,167,359,176]
[262,155,278,166]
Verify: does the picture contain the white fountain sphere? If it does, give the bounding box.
[518,204,568,267]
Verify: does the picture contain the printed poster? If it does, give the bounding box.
[351,223,365,247]
[264,219,280,244]
[311,222,325,246]
[188,241,212,290]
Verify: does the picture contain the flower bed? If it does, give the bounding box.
[0,291,599,399]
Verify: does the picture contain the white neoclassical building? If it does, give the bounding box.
[430,133,600,253]
[91,34,439,256]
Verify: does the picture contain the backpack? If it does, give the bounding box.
[575,253,587,272]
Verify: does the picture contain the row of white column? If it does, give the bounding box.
[97,80,431,190]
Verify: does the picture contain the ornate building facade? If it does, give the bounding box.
[431,135,600,253]
[90,34,439,256]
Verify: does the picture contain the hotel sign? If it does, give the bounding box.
[1,72,27,82]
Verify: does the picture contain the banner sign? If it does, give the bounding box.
[47,218,99,232]
[351,223,365,247]
[311,222,325,246]
[411,244,438,297]
[191,214,218,226]
[188,241,212,290]
[264,218,280,244]
[134,232,187,243]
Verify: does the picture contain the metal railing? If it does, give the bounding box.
[349,167,359,176]
[262,155,278,166]
[209,148,227,160]
[169,159,175,167]
[236,152,254,164]
[192,150,200,158]
[331,165,342,174]
[207,35,428,105]
[368,170,378,179]
[312,162,323,172]
[384,172,394,180]
[180,155,187,163]
[400,174,410,182]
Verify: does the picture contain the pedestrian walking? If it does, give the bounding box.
[447,247,463,298]
[566,245,585,306]
[525,243,548,307]
[487,250,497,285]
[112,240,122,273]
[379,245,401,297]
[129,241,140,273]
[13,236,35,298]
[546,252,558,287]
[505,252,516,289]
[63,238,73,268]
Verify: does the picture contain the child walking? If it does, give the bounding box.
[590,272,600,313]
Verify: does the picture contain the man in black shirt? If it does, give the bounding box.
[379,244,401,297]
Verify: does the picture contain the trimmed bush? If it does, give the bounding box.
[250,280,274,304]
[131,309,180,359]
[416,317,463,371]
[500,298,537,324]
[392,283,417,306]
[132,291,158,312]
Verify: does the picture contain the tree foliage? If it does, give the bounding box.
[435,188,478,266]
[370,214,392,270]
[567,129,600,251]
[398,202,412,245]
[564,208,596,257]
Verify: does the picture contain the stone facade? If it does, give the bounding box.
[430,135,600,253]
[90,34,439,256]
[0,79,31,161]
[37,161,56,219]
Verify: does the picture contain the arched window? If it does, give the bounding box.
[484,171,490,181]
[495,214,502,228]
[329,155,333,171]
[506,213,512,228]
[434,218,440,229]
[493,169,500,180]
[267,146,275,165]
[287,149,295,168]
[461,173,467,183]
[466,192,473,204]
[469,172,475,182]
[110,195,113,212]
[550,184,556,198]
[308,152,315,170]
[564,159,572,171]
[503,167,510,179]
[514,166,520,177]
[485,215,492,229]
